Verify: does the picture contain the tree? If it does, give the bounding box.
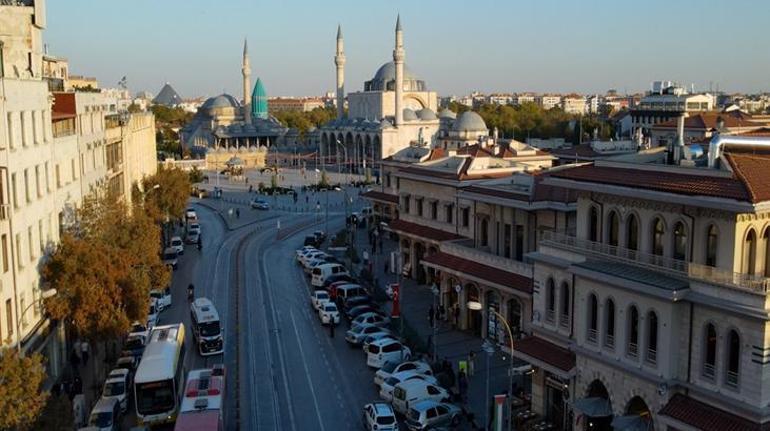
[142,166,191,223]
[30,393,74,431]
[272,106,336,136]
[0,351,49,430]
[127,103,142,113]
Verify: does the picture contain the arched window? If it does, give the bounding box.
[673,222,688,260]
[744,229,757,275]
[627,214,639,251]
[480,218,489,247]
[652,218,665,256]
[589,206,599,242]
[559,282,570,328]
[546,279,555,323]
[706,225,718,267]
[726,330,740,388]
[608,211,620,246]
[604,299,615,349]
[628,306,639,358]
[646,311,658,365]
[587,294,598,343]
[703,323,717,379]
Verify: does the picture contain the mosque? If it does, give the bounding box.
[319,16,493,167]
[180,41,296,157]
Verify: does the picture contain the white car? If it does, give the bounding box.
[391,380,450,416]
[318,302,340,325]
[379,370,439,402]
[362,333,400,353]
[300,251,327,268]
[128,321,149,341]
[147,298,159,331]
[351,312,390,328]
[304,258,328,275]
[170,236,184,255]
[405,400,463,430]
[101,368,131,413]
[296,246,317,260]
[187,222,201,235]
[150,286,171,311]
[374,361,433,388]
[311,290,331,310]
[346,323,390,346]
[185,208,197,220]
[362,402,398,431]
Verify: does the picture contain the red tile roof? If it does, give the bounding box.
[550,164,756,203]
[422,251,532,293]
[659,393,770,431]
[464,174,576,204]
[655,111,758,130]
[737,127,770,137]
[361,190,398,204]
[514,336,575,372]
[724,152,770,203]
[548,145,603,159]
[389,219,464,242]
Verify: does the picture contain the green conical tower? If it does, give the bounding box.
[251,78,268,120]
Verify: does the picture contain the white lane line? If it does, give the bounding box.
[289,309,327,431]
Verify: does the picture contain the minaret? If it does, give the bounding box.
[334,24,346,120]
[393,15,405,127]
[242,38,252,124]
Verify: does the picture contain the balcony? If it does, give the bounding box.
[540,231,770,293]
[628,342,639,358]
[441,238,532,277]
[702,363,715,380]
[587,328,598,344]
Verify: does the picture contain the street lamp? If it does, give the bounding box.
[335,140,349,184]
[16,288,57,353]
[468,300,516,431]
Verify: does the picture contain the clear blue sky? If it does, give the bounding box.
[45,0,770,99]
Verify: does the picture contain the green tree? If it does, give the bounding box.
[188,166,204,184]
[447,101,471,115]
[141,167,191,222]
[272,106,337,136]
[0,352,48,430]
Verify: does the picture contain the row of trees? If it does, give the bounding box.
[149,105,194,158]
[0,167,190,430]
[272,106,337,137]
[448,101,616,142]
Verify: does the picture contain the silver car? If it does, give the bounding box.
[405,400,462,430]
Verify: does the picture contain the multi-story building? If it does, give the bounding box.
[488,93,514,106]
[514,93,537,106]
[562,94,587,115]
[631,83,715,135]
[0,0,157,387]
[517,136,770,430]
[537,95,562,111]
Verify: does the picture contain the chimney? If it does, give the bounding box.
[674,113,686,163]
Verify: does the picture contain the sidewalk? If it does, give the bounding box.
[351,224,526,430]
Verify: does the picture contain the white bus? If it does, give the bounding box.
[134,323,186,426]
[190,298,224,356]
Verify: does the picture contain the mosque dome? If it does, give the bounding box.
[438,108,457,119]
[417,108,437,121]
[365,61,427,92]
[403,108,418,121]
[204,94,241,110]
[453,111,487,132]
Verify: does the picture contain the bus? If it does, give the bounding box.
[134,323,186,426]
[190,298,224,356]
[174,364,225,431]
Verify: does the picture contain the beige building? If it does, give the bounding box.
[268,97,325,113]
[536,95,562,110]
[562,94,587,114]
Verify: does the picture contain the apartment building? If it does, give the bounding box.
[631,84,715,134]
[562,95,588,115]
[518,138,770,430]
[537,95,562,111]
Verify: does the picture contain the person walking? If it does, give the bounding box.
[457,371,468,404]
[329,321,335,338]
[80,340,90,366]
[468,350,476,377]
[428,305,435,329]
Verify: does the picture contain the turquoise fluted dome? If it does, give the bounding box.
[251,78,268,120]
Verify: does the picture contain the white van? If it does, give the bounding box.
[391,379,450,415]
[311,263,349,287]
[366,339,411,369]
[190,297,224,356]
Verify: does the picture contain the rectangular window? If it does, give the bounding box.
[11,173,18,208]
[23,168,30,202]
[35,165,41,197]
[430,201,437,220]
[5,299,12,340]
[71,159,76,181]
[0,41,4,78]
[504,223,512,259]
[402,196,410,214]
[55,164,61,188]
[44,162,50,192]
[416,198,424,217]
[15,233,22,269]
[515,225,524,261]
[38,219,44,253]
[462,208,470,228]
[446,204,454,224]
[27,226,34,261]
[386,174,391,188]
[21,112,28,147]
[0,234,7,272]
[20,295,26,328]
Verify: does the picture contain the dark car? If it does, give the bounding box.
[323,273,355,289]
[121,335,146,362]
[304,235,318,247]
[313,230,327,244]
[346,305,383,321]
[341,295,371,312]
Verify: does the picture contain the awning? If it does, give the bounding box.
[512,336,575,376]
[573,397,613,417]
[611,415,652,431]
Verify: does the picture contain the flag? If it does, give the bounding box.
[391,283,400,318]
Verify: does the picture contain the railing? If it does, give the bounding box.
[702,363,715,380]
[545,309,555,324]
[441,238,533,277]
[726,370,739,388]
[628,342,639,358]
[646,348,657,365]
[587,328,598,343]
[559,314,569,328]
[540,230,770,293]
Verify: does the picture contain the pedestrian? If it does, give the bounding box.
[80,340,90,365]
[69,348,80,369]
[72,374,83,395]
[305,195,309,204]
[329,321,335,338]
[453,306,460,328]
[236,208,241,219]
[468,350,476,377]
[428,305,435,328]
[384,260,389,274]
[249,185,253,193]
[458,371,468,403]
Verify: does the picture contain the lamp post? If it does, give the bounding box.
[335,140,348,184]
[16,288,57,354]
[468,300,516,431]
[481,338,495,430]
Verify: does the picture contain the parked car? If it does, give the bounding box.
[121,335,146,362]
[380,370,439,402]
[128,321,148,341]
[322,273,356,289]
[362,402,398,431]
[304,235,319,247]
[185,208,197,221]
[149,287,171,311]
[313,230,327,244]
[318,302,340,325]
[362,333,400,354]
[187,222,201,235]
[146,299,159,331]
[351,312,390,328]
[101,368,131,413]
[300,251,327,267]
[185,231,200,245]
[311,263,349,287]
[304,259,328,275]
[346,323,390,346]
[342,297,375,318]
[115,356,137,374]
[405,400,462,430]
[310,290,331,311]
[346,304,383,322]
[87,396,121,431]
[250,198,269,210]
[162,247,178,270]
[374,361,433,388]
[170,236,184,255]
[334,286,368,305]
[296,246,317,260]
[391,380,450,415]
[367,339,412,369]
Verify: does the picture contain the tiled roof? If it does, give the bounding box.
[737,127,770,137]
[724,152,770,203]
[550,164,755,203]
[549,145,602,159]
[655,111,757,130]
[464,174,576,204]
[361,190,398,204]
[422,252,532,293]
[389,219,464,242]
[659,394,770,431]
[514,336,575,372]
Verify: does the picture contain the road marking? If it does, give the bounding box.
[289,310,327,431]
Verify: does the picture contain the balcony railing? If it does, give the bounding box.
[703,363,715,380]
[587,328,598,343]
[559,314,569,328]
[646,348,657,365]
[441,238,533,277]
[540,231,770,293]
[726,370,739,388]
[628,342,639,358]
[545,309,555,324]
[604,334,615,349]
